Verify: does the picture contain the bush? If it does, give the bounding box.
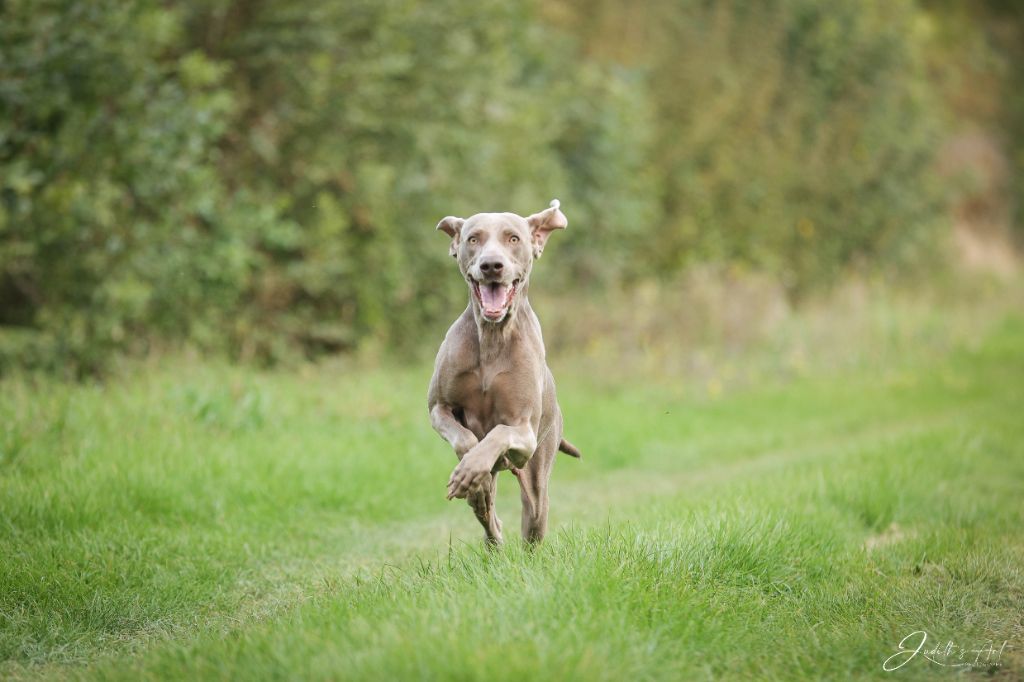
[559,0,947,293]
[1,0,953,374]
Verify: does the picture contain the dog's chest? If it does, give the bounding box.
[477,360,508,394]
[452,361,523,433]
[454,364,506,406]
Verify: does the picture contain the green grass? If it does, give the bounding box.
[2,315,1023,680]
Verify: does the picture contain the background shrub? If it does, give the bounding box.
[1,0,1017,374]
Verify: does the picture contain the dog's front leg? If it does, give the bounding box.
[429,403,479,459]
[446,423,537,500]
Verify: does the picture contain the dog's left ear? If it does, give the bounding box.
[525,199,568,259]
[436,216,466,258]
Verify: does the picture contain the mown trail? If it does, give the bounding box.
[2,318,1023,680]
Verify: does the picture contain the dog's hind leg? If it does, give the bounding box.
[467,472,502,545]
[518,429,558,543]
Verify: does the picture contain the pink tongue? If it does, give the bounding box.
[480,283,507,311]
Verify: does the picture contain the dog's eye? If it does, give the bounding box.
[468,236,478,245]
[509,235,519,244]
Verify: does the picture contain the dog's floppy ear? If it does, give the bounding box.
[525,199,567,259]
[436,216,465,258]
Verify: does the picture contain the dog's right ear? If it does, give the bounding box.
[436,216,465,258]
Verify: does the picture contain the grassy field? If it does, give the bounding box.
[2,308,1023,679]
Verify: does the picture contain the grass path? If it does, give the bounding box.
[2,318,1023,679]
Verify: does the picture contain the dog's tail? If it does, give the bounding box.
[559,438,582,459]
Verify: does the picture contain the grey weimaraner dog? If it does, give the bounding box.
[428,199,581,544]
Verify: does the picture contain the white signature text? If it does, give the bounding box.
[883,630,1008,672]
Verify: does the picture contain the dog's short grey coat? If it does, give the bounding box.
[427,200,580,544]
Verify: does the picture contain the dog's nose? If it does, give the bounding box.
[479,259,504,274]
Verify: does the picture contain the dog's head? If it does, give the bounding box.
[437,200,567,324]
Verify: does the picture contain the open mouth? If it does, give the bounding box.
[471,278,519,321]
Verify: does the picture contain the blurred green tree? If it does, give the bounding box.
[555,0,947,293]
[0,0,974,374]
[1,1,236,372]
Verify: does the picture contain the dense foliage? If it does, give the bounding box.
[0,0,997,373]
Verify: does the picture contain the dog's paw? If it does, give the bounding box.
[446,453,490,500]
